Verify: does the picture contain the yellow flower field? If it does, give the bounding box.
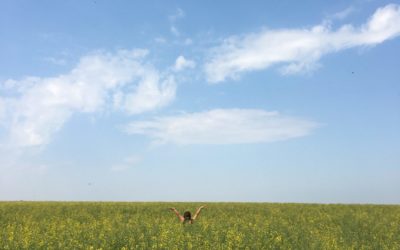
[0,202,399,249]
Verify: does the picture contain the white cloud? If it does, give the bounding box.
[170,26,180,36]
[204,4,400,83]
[0,49,176,147]
[154,37,167,44]
[116,73,176,115]
[110,154,141,172]
[169,8,185,37]
[173,55,196,71]
[168,8,185,22]
[184,38,193,45]
[0,98,5,123]
[330,6,356,20]
[43,57,67,66]
[124,109,319,145]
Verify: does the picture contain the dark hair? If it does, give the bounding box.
[183,211,191,221]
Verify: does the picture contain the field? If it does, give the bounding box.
[1,202,399,249]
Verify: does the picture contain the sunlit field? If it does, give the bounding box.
[1,202,399,249]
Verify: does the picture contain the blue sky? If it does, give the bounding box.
[0,0,399,203]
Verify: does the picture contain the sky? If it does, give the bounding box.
[0,0,399,203]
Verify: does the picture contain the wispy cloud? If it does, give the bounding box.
[0,98,6,123]
[170,26,180,36]
[330,6,356,20]
[113,71,176,115]
[168,8,185,22]
[110,154,141,172]
[43,57,67,66]
[169,8,185,37]
[204,4,400,83]
[173,55,196,71]
[184,38,193,45]
[124,109,319,145]
[154,37,167,44]
[0,49,176,147]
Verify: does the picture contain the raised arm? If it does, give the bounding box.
[169,207,184,222]
[192,205,206,221]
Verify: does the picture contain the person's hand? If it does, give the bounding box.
[200,205,207,209]
[169,207,176,211]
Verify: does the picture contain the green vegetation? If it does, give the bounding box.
[1,202,399,249]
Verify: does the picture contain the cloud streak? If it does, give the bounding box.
[204,4,400,82]
[169,8,185,37]
[0,49,176,147]
[124,109,319,145]
[328,6,356,21]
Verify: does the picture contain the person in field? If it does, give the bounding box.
[169,205,206,224]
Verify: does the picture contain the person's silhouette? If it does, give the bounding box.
[169,205,206,224]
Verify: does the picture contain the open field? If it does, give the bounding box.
[0,202,399,249]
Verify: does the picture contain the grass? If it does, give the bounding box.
[1,202,399,249]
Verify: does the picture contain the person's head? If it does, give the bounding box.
[183,211,191,221]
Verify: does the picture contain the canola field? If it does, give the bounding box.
[1,202,399,249]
